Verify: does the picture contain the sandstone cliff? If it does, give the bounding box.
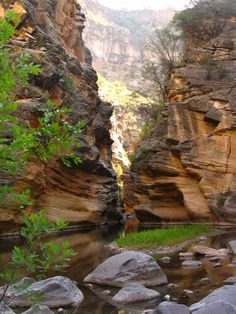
[0,0,121,225]
[124,19,236,222]
[80,0,174,90]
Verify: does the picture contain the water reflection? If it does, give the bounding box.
[1,225,236,313]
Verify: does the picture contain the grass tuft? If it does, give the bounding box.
[115,225,212,249]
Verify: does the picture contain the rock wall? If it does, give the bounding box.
[0,0,121,225]
[124,20,236,222]
[80,0,174,90]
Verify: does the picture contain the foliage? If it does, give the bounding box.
[1,211,75,304]
[173,0,236,44]
[0,10,83,210]
[0,10,77,307]
[98,73,155,109]
[116,225,212,249]
[143,26,182,102]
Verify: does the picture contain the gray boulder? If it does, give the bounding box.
[84,251,168,287]
[0,304,16,314]
[112,282,160,304]
[228,240,236,254]
[192,300,236,314]
[22,305,54,314]
[190,285,236,312]
[158,301,190,314]
[9,276,84,308]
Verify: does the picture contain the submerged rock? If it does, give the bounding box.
[182,260,202,268]
[22,305,54,314]
[112,283,160,304]
[9,276,84,308]
[158,301,190,314]
[84,251,168,287]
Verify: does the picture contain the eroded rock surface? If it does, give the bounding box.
[84,251,168,287]
[124,18,236,223]
[0,0,121,225]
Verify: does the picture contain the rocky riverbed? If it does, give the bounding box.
[1,226,236,313]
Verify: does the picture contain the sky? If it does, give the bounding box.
[97,0,190,11]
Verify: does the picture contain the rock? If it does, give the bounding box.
[160,257,171,263]
[168,283,180,290]
[212,262,221,268]
[84,251,168,287]
[192,246,229,257]
[9,276,84,308]
[192,300,236,314]
[224,276,236,285]
[158,301,190,314]
[58,309,66,314]
[179,252,194,259]
[141,310,161,314]
[228,240,236,254]
[198,236,208,241]
[163,295,171,301]
[184,289,194,298]
[190,285,236,311]
[22,305,54,314]
[182,260,202,268]
[112,283,160,304]
[199,278,210,285]
[0,304,16,314]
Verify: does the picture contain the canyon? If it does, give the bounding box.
[124,19,236,222]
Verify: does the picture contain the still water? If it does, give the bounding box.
[1,224,236,313]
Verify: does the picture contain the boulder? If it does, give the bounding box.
[179,252,194,259]
[158,301,190,314]
[9,276,84,308]
[112,282,160,304]
[192,246,229,257]
[182,261,202,268]
[0,304,16,314]
[228,240,236,254]
[192,300,236,314]
[190,285,236,312]
[22,305,54,313]
[84,251,168,287]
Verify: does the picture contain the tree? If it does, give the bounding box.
[173,0,236,44]
[143,26,182,102]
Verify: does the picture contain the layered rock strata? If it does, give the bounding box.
[124,20,236,222]
[0,0,120,225]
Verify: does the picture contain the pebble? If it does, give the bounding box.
[213,262,221,268]
[184,289,194,298]
[160,256,171,263]
[168,283,180,290]
[199,277,210,285]
[163,294,171,301]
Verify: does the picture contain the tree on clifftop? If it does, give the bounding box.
[173,0,236,44]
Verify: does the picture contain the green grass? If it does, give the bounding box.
[115,225,212,249]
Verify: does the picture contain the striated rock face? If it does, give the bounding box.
[0,0,121,225]
[80,0,174,90]
[124,20,236,222]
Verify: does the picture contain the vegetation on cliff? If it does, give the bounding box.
[0,9,77,306]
